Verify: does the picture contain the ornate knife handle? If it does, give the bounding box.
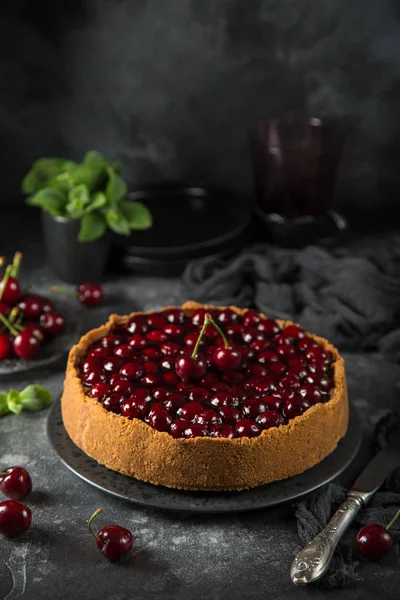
[290,492,367,586]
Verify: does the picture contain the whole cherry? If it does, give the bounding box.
[0,466,32,500]
[18,295,44,320]
[0,333,12,360]
[356,508,400,560]
[88,508,133,561]
[40,311,66,335]
[51,282,104,307]
[0,500,32,537]
[13,328,43,359]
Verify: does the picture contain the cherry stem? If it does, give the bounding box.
[87,508,103,543]
[191,313,212,359]
[0,471,9,476]
[11,252,22,279]
[0,265,11,302]
[9,307,20,323]
[0,257,4,270]
[50,286,78,297]
[386,507,400,531]
[0,312,19,337]
[207,315,230,349]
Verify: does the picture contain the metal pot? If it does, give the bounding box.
[41,211,110,284]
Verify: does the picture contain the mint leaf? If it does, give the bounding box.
[84,192,108,214]
[49,172,75,194]
[7,389,23,415]
[105,208,130,235]
[83,151,106,169]
[111,160,121,174]
[78,212,107,242]
[21,158,75,194]
[0,392,9,417]
[66,184,90,218]
[120,201,152,230]
[105,167,127,205]
[20,385,52,411]
[26,188,67,217]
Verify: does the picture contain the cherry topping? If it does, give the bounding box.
[213,347,241,371]
[113,344,135,359]
[187,387,210,403]
[184,424,207,438]
[120,396,148,419]
[243,310,260,326]
[0,467,32,500]
[128,334,147,349]
[235,419,261,438]
[164,393,186,413]
[175,354,206,381]
[242,399,267,419]
[209,423,235,438]
[0,500,31,537]
[257,410,286,429]
[120,361,144,380]
[88,508,133,561]
[103,356,123,373]
[102,393,123,412]
[146,404,172,431]
[193,409,221,427]
[210,391,238,408]
[170,419,189,438]
[163,308,185,324]
[90,382,111,401]
[177,402,204,421]
[283,397,311,419]
[88,346,111,360]
[219,405,241,425]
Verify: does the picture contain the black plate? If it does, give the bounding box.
[0,300,81,375]
[47,400,361,514]
[120,184,250,261]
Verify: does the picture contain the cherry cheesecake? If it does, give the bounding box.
[61,301,348,491]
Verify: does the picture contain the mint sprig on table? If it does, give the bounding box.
[0,385,52,417]
[21,151,152,242]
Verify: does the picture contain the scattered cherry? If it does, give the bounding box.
[13,328,42,359]
[0,274,20,305]
[88,508,133,561]
[0,333,12,360]
[0,500,32,537]
[51,282,104,307]
[18,295,44,320]
[356,508,400,560]
[39,311,66,335]
[0,467,32,500]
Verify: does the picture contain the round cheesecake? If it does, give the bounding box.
[61,301,348,491]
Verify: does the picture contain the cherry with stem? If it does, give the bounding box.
[356,507,400,560]
[87,507,133,561]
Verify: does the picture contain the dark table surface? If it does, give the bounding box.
[1,210,400,600]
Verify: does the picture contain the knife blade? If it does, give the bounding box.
[290,427,400,586]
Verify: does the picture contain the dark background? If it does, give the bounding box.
[1,0,400,219]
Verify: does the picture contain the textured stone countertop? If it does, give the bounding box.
[1,210,400,600]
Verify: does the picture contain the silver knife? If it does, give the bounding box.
[290,427,400,585]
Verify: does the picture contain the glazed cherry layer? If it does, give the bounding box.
[81,308,335,439]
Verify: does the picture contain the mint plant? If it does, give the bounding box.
[22,151,152,242]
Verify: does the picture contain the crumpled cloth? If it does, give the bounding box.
[180,240,400,353]
[295,410,400,588]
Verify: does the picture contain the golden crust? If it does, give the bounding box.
[61,301,348,491]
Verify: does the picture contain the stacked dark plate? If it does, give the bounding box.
[116,183,251,276]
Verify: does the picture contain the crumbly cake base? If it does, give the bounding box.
[61,301,349,491]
